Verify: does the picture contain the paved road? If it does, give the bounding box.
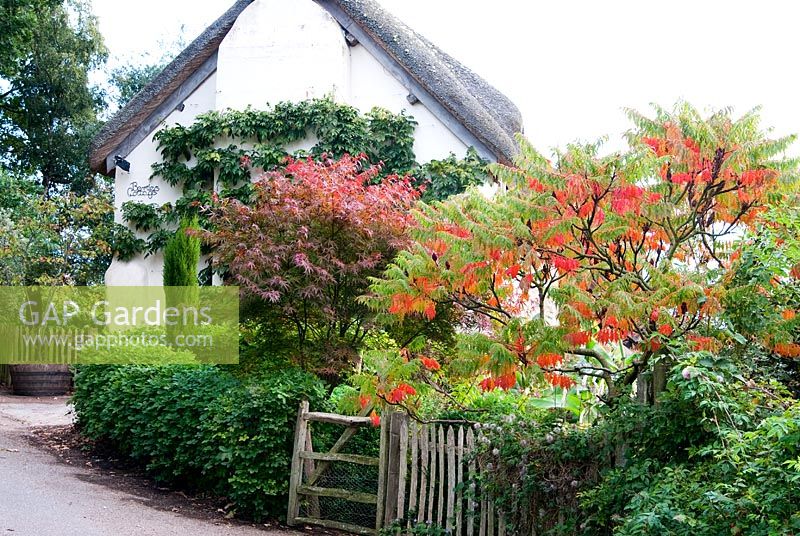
[0,394,299,536]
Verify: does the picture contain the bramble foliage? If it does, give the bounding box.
[202,155,419,373]
[472,352,798,535]
[380,519,448,535]
[71,364,327,520]
[365,103,796,406]
[590,355,800,535]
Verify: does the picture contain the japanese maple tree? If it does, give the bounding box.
[365,104,796,404]
[203,154,419,370]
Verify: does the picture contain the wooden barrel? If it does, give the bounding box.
[0,364,11,387]
[9,365,72,396]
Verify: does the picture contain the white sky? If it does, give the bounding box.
[91,0,800,156]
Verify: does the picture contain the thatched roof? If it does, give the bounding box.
[90,0,522,174]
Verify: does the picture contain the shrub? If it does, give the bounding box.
[607,360,800,536]
[163,216,200,286]
[72,364,327,519]
[77,336,200,365]
[365,103,794,408]
[204,154,419,376]
[471,412,598,535]
[471,351,797,535]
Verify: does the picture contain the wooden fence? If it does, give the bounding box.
[288,404,505,535]
[0,326,81,364]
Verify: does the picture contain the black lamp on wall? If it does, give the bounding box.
[115,155,131,172]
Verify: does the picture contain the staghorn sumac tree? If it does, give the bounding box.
[363,103,797,406]
[202,154,419,373]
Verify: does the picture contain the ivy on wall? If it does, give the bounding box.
[122,98,489,262]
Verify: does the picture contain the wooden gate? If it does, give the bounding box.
[287,400,382,534]
[288,404,506,535]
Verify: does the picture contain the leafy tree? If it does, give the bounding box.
[415,147,490,203]
[110,63,162,109]
[0,0,106,192]
[0,0,58,73]
[723,196,800,393]
[725,200,800,349]
[108,34,186,109]
[0,171,120,285]
[364,103,796,406]
[202,154,419,373]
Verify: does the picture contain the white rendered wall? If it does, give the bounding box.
[215,0,349,110]
[214,0,468,161]
[105,73,218,287]
[348,45,468,163]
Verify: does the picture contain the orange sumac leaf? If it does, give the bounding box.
[419,356,441,371]
[564,331,590,347]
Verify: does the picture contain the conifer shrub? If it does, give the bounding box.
[163,216,200,287]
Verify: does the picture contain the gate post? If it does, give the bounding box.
[286,399,309,526]
[379,410,408,528]
[375,409,389,530]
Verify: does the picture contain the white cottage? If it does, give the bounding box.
[89,0,523,285]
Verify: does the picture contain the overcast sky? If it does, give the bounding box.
[91,0,800,156]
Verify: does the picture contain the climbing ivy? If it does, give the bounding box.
[121,201,161,232]
[122,98,488,258]
[415,147,490,202]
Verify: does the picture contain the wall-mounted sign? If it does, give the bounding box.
[126,182,160,199]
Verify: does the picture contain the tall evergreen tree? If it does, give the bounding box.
[163,217,200,287]
[163,217,200,342]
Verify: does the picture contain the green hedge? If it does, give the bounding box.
[71,364,327,519]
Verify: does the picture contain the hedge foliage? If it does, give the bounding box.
[71,364,327,519]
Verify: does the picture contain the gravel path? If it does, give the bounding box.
[0,394,301,536]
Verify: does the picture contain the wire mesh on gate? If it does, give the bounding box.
[299,459,379,529]
[297,420,381,531]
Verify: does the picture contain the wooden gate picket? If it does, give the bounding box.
[380,412,506,536]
